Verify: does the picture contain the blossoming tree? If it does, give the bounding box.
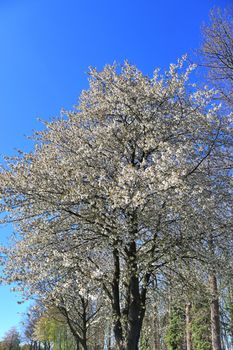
[0,58,232,350]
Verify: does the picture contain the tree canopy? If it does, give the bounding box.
[0,57,232,350]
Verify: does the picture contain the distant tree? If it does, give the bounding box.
[191,301,212,350]
[200,11,233,346]
[1,328,20,350]
[33,308,75,350]
[164,304,185,350]
[200,10,233,344]
[201,7,233,108]
[22,303,46,350]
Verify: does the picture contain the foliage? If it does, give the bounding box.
[191,302,212,350]
[34,310,76,350]
[164,305,185,350]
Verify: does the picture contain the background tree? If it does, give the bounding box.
[201,7,233,108]
[33,308,75,350]
[0,328,21,350]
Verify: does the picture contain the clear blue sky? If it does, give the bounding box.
[0,0,230,340]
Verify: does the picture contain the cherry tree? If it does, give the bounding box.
[0,58,232,350]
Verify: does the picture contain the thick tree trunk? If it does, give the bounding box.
[126,277,141,350]
[111,226,149,350]
[126,241,142,350]
[185,303,192,350]
[209,274,222,350]
[111,243,148,350]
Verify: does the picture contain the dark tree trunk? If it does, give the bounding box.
[126,241,144,350]
[73,337,80,350]
[210,274,222,350]
[111,248,124,350]
[111,220,149,350]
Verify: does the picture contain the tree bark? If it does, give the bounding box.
[111,224,148,350]
[209,274,222,350]
[126,241,141,350]
[81,296,88,350]
[111,247,124,350]
[152,303,160,350]
[185,303,192,350]
[76,340,80,350]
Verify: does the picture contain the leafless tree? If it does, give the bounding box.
[201,7,233,108]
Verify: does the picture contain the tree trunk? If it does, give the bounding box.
[126,278,141,350]
[185,303,192,350]
[111,248,124,350]
[111,232,148,350]
[209,274,222,350]
[152,303,160,350]
[74,337,80,350]
[126,241,142,350]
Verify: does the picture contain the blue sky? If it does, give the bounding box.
[0,0,231,340]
